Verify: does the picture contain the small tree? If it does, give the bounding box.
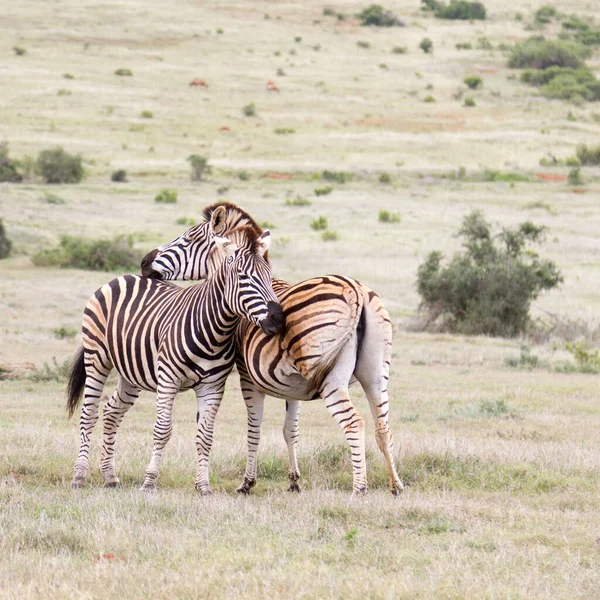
[36,147,84,184]
[0,142,23,182]
[420,38,433,54]
[416,211,562,337]
[0,219,12,259]
[187,155,212,181]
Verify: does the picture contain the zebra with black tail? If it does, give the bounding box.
[67,215,284,494]
[142,203,403,496]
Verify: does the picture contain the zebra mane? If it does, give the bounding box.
[223,225,266,255]
[203,202,269,262]
[202,202,264,234]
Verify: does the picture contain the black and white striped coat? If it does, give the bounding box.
[67,219,284,494]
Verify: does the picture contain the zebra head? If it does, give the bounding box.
[210,227,285,336]
[141,202,263,281]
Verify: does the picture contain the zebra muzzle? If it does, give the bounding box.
[259,301,285,336]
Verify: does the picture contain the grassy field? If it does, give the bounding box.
[1,0,600,597]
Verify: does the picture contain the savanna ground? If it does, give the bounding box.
[1,0,600,597]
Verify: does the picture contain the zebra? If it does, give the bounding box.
[67,213,284,494]
[141,202,403,495]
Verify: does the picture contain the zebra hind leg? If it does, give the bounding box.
[100,376,141,487]
[283,400,302,492]
[236,377,265,495]
[72,364,110,488]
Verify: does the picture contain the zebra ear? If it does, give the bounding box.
[213,235,237,257]
[256,230,271,256]
[210,206,227,235]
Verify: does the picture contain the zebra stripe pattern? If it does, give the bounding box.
[143,203,403,495]
[67,220,284,494]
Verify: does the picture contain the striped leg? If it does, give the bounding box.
[100,376,141,487]
[72,364,110,488]
[236,375,265,494]
[283,400,302,492]
[194,381,226,495]
[141,377,179,491]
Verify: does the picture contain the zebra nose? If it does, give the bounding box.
[141,248,159,277]
[259,301,285,336]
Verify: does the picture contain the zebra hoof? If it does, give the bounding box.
[236,477,256,495]
[198,489,213,497]
[140,483,156,493]
[71,478,86,489]
[104,481,119,489]
[287,483,301,493]
[352,486,368,497]
[391,483,404,496]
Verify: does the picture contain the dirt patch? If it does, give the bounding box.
[263,173,293,180]
[571,188,587,194]
[535,173,567,182]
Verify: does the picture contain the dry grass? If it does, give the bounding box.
[1,0,600,597]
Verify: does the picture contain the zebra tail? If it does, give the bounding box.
[66,345,86,420]
[306,300,365,396]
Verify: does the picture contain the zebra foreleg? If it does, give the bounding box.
[140,379,178,492]
[194,381,226,495]
[72,366,110,488]
[100,376,141,487]
[236,378,265,494]
[283,400,302,492]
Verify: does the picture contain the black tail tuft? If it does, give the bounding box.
[66,345,86,420]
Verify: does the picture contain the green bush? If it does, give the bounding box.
[561,15,600,46]
[111,169,127,182]
[155,189,178,204]
[484,170,529,182]
[357,41,371,49]
[321,230,338,241]
[311,216,328,230]
[274,127,295,134]
[13,46,26,56]
[358,5,402,27]
[33,235,139,272]
[115,68,133,76]
[322,170,352,184]
[420,38,433,54]
[238,170,250,181]
[379,172,392,184]
[187,154,212,181]
[176,217,196,226]
[392,46,407,54]
[521,66,600,102]
[378,210,401,223]
[456,42,473,50]
[0,142,23,183]
[416,210,562,337]
[575,144,600,165]
[534,6,557,26]
[140,110,153,118]
[435,1,486,20]
[507,38,589,70]
[43,192,66,204]
[36,147,84,184]
[285,197,311,206]
[314,186,333,196]
[421,0,441,11]
[463,75,482,89]
[463,96,476,107]
[243,102,257,117]
[568,167,583,185]
[0,219,12,259]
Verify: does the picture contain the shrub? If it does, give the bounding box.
[323,7,336,16]
[435,1,486,20]
[155,189,178,204]
[187,154,212,181]
[114,68,133,76]
[561,16,600,47]
[243,102,257,117]
[416,210,562,337]
[311,216,328,230]
[534,6,557,26]
[57,89,71,96]
[54,327,78,339]
[285,196,311,206]
[176,217,196,226]
[33,235,139,272]
[63,73,75,79]
[379,172,392,184]
[111,169,127,183]
[321,230,338,241]
[521,66,600,102]
[464,75,482,89]
[568,167,583,185]
[463,96,476,107]
[507,38,589,70]
[13,46,26,56]
[322,170,352,184]
[314,186,333,196]
[424,95,436,103]
[36,147,84,184]
[575,144,600,165]
[0,142,23,183]
[378,210,401,223]
[421,0,441,11]
[274,127,296,134]
[238,170,250,181]
[392,46,407,54]
[140,110,153,118]
[485,170,529,182]
[565,342,600,372]
[420,38,433,54]
[358,5,402,27]
[294,36,302,43]
[456,42,473,50]
[357,41,371,49]
[276,68,286,76]
[43,193,66,204]
[0,219,12,259]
